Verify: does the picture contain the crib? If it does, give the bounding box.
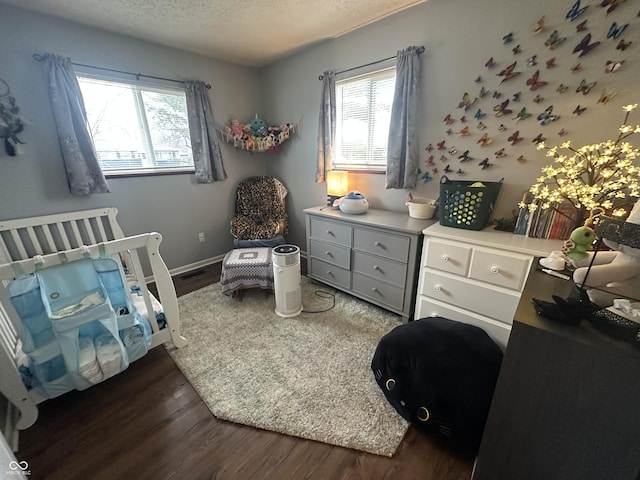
[0,208,186,445]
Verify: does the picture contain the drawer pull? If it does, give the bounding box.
[373,265,379,270]
[491,266,500,274]
[374,241,386,249]
[326,270,334,277]
[441,255,450,262]
[434,285,443,292]
[324,251,332,257]
[326,230,334,236]
[372,287,380,294]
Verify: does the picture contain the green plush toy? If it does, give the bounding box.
[561,225,595,261]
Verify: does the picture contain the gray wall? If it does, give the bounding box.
[1,0,639,269]
[0,4,266,271]
[262,0,640,250]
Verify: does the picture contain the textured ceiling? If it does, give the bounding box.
[4,0,426,67]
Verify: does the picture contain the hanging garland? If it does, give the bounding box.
[221,114,296,154]
[0,78,26,156]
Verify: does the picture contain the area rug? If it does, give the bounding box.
[165,277,409,456]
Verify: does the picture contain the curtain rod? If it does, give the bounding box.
[32,53,211,89]
[318,45,424,81]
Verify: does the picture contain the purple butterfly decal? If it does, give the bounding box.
[573,33,601,57]
[485,57,497,69]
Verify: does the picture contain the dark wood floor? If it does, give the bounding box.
[17,263,475,480]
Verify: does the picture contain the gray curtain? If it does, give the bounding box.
[385,46,422,189]
[41,53,110,195]
[316,71,336,183]
[184,81,227,183]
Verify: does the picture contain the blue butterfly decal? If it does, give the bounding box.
[607,22,628,40]
[537,105,560,126]
[566,0,588,21]
[479,86,489,98]
[493,90,502,99]
[512,92,522,102]
[474,108,486,120]
[421,171,433,183]
[503,32,514,44]
[573,33,601,57]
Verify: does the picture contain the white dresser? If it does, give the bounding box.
[304,206,435,321]
[415,223,563,350]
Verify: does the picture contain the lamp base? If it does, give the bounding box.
[327,195,341,209]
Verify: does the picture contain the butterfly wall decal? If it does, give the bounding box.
[485,57,497,69]
[444,165,453,174]
[532,16,546,34]
[574,33,601,57]
[512,44,522,55]
[459,126,470,136]
[573,105,587,115]
[605,60,624,73]
[513,92,522,102]
[456,169,464,176]
[477,133,494,147]
[571,63,583,73]
[458,150,472,162]
[527,55,538,67]
[460,116,467,122]
[537,105,560,125]
[503,32,514,44]
[498,124,507,132]
[600,0,624,15]
[478,158,493,169]
[617,39,631,50]
[421,171,433,183]
[477,122,487,130]
[532,133,546,144]
[440,155,449,162]
[558,129,569,137]
[444,114,455,125]
[474,108,486,120]
[514,108,532,122]
[517,155,527,164]
[446,128,453,135]
[493,91,502,99]
[427,155,435,166]
[545,30,567,49]
[576,78,597,94]
[557,84,569,94]
[546,58,557,69]
[448,147,457,156]
[458,92,477,111]
[426,143,433,152]
[496,61,521,83]
[608,22,628,40]
[566,0,589,21]
[526,70,548,91]
[495,148,507,158]
[479,86,489,98]
[533,94,544,103]
[437,140,446,149]
[597,90,617,104]
[576,20,588,32]
[494,99,513,117]
[475,76,482,84]
[508,131,523,145]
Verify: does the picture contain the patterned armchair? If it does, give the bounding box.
[230,176,288,247]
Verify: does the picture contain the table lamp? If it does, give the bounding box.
[326,170,349,207]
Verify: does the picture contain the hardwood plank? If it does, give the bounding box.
[17,261,474,480]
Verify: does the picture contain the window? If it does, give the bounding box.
[77,75,194,175]
[334,67,396,171]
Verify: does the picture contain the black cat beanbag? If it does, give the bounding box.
[371,316,503,453]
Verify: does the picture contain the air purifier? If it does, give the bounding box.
[272,244,303,317]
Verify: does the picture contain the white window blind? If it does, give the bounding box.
[334,67,396,170]
[77,75,194,175]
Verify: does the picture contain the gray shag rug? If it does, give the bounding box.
[166,277,409,457]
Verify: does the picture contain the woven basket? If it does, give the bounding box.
[439,176,504,231]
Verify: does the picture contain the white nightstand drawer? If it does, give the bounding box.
[352,272,404,311]
[415,296,510,351]
[424,239,471,277]
[469,248,531,291]
[352,251,407,287]
[353,227,410,263]
[420,272,520,324]
[309,238,351,268]
[310,258,351,289]
[309,217,352,247]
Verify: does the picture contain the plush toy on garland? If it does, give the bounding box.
[250,115,268,137]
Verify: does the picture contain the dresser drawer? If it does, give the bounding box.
[415,296,510,351]
[352,272,404,311]
[309,217,352,247]
[310,258,351,289]
[420,271,520,324]
[352,251,407,287]
[469,248,531,291]
[353,227,409,263]
[424,238,471,277]
[309,238,351,268]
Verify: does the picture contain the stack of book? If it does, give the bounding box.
[513,196,578,240]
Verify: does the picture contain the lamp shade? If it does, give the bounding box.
[326,171,349,196]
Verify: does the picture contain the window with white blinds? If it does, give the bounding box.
[334,67,396,171]
[77,75,194,176]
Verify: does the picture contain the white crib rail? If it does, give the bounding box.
[0,208,124,264]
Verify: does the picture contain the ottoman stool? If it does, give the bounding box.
[220,247,274,299]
